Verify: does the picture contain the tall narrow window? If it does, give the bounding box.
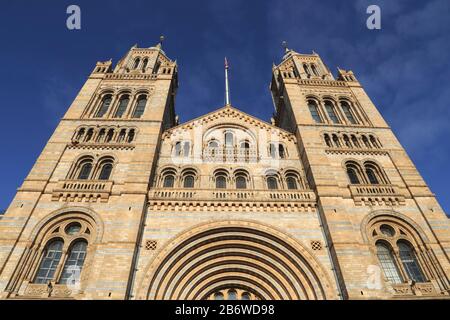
[340,101,357,124]
[163,175,175,188]
[127,129,135,143]
[114,95,129,118]
[362,135,371,148]
[269,143,277,158]
[308,100,323,123]
[142,58,148,70]
[133,58,140,69]
[351,135,360,148]
[303,64,311,76]
[174,142,182,157]
[34,240,64,284]
[117,129,126,143]
[98,163,113,180]
[78,162,92,180]
[216,176,227,189]
[76,128,85,141]
[311,64,319,76]
[376,242,402,284]
[286,176,298,190]
[370,136,380,148]
[96,95,112,118]
[347,167,360,184]
[236,176,247,189]
[183,175,195,188]
[59,240,88,285]
[398,242,426,283]
[278,144,286,159]
[324,101,340,124]
[332,134,341,147]
[267,177,278,190]
[183,142,190,157]
[225,132,234,147]
[343,135,352,148]
[106,129,114,143]
[366,168,379,184]
[132,96,147,118]
[324,134,332,147]
[96,129,105,143]
[85,128,94,142]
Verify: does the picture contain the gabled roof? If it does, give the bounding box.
[162,105,295,141]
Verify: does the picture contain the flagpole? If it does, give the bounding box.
[225,57,230,105]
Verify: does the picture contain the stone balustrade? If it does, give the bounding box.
[52,180,114,203]
[349,184,405,206]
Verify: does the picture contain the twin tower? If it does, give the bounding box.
[0,41,449,300]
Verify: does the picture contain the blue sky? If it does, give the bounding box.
[0,0,449,214]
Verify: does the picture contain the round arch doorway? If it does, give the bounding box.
[137,221,335,300]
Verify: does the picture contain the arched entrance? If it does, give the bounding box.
[137,221,335,300]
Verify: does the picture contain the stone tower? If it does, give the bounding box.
[270,47,450,298]
[0,41,178,299]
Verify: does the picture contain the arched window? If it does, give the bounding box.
[398,241,426,283]
[332,134,341,147]
[98,163,113,180]
[174,142,182,157]
[96,129,105,143]
[34,240,64,284]
[59,240,88,285]
[362,135,371,148]
[324,101,340,124]
[346,162,362,184]
[311,64,319,76]
[216,175,227,189]
[76,128,85,141]
[142,58,148,70]
[114,95,129,118]
[286,176,298,190]
[366,167,380,184]
[183,175,195,188]
[183,142,190,157]
[351,135,360,148]
[343,135,352,148]
[105,129,114,143]
[228,290,237,300]
[235,175,247,189]
[225,132,234,147]
[324,134,332,147]
[96,95,112,118]
[78,162,93,180]
[340,101,357,124]
[267,176,278,190]
[269,143,277,158]
[127,129,135,143]
[278,144,286,159]
[117,129,126,143]
[370,135,380,148]
[376,242,403,284]
[132,95,147,118]
[303,63,311,76]
[133,58,140,69]
[308,100,323,123]
[240,141,250,162]
[163,174,175,188]
[85,128,94,142]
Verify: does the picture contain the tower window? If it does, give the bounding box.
[398,241,426,283]
[308,100,323,123]
[84,128,94,142]
[142,58,148,70]
[59,240,88,285]
[311,64,320,76]
[303,63,311,76]
[366,168,379,184]
[106,129,114,143]
[114,95,129,118]
[341,101,357,124]
[216,176,227,189]
[96,95,112,118]
[324,134,332,147]
[98,163,113,180]
[133,58,140,69]
[376,242,403,284]
[278,144,286,159]
[324,101,340,124]
[78,162,93,180]
[34,240,64,284]
[267,176,278,190]
[225,132,234,147]
[183,142,190,157]
[163,175,175,188]
[127,129,135,143]
[132,96,147,118]
[347,168,360,184]
[236,175,247,189]
[286,176,298,190]
[183,175,195,188]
